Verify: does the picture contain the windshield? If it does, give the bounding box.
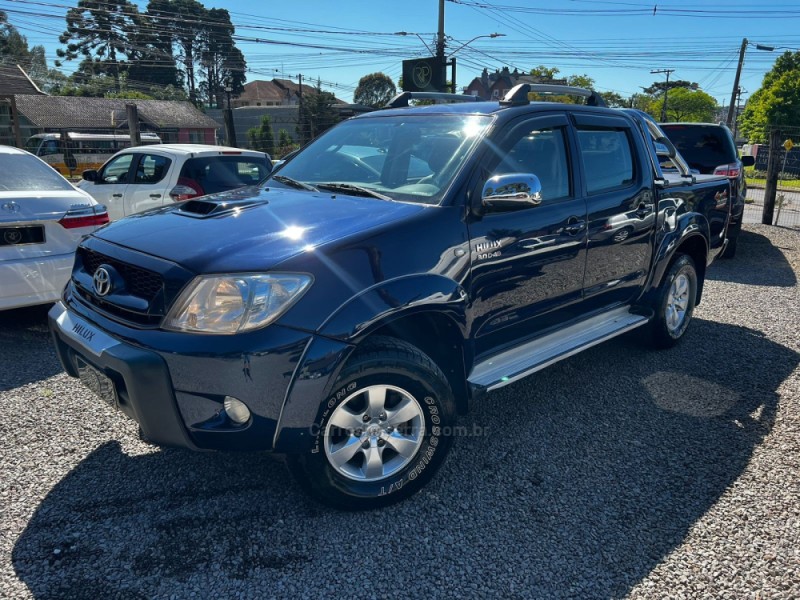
[0,154,75,191]
[268,113,493,205]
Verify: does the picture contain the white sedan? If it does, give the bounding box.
[0,146,109,311]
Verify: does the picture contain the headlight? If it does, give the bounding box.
[163,273,312,334]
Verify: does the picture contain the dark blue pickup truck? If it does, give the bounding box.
[49,85,732,509]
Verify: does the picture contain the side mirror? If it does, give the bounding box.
[82,169,98,182]
[741,155,755,167]
[482,173,542,210]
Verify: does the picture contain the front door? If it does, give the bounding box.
[86,153,134,221]
[124,153,174,216]
[468,114,588,357]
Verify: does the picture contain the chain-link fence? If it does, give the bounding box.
[741,124,800,229]
[744,186,800,228]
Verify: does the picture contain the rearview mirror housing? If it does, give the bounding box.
[482,173,543,210]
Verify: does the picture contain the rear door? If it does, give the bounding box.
[467,113,588,355]
[124,152,174,216]
[576,113,655,309]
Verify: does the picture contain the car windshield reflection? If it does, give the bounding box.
[267,114,492,205]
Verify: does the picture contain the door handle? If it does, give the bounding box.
[149,194,162,199]
[111,193,123,198]
[521,237,556,250]
[564,218,586,235]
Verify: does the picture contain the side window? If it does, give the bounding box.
[577,128,634,194]
[493,126,571,200]
[134,154,171,184]
[99,154,133,184]
[42,140,59,156]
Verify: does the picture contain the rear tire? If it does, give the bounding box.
[649,254,697,349]
[287,336,456,510]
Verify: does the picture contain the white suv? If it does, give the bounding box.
[78,144,271,221]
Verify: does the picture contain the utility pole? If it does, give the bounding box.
[651,68,674,121]
[727,38,748,128]
[297,73,305,143]
[732,87,745,141]
[223,78,237,147]
[436,0,446,92]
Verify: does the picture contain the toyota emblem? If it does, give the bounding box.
[3,230,22,244]
[93,267,112,297]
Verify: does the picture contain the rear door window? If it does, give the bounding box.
[133,154,172,184]
[179,156,270,195]
[577,129,635,194]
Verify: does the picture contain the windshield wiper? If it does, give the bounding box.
[270,174,318,192]
[315,182,392,200]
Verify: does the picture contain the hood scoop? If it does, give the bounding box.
[175,197,268,219]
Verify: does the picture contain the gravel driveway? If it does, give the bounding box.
[1,225,798,599]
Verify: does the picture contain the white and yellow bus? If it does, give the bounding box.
[25,132,162,177]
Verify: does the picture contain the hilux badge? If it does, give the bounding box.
[93,267,112,297]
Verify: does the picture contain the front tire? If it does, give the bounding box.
[288,337,456,510]
[649,254,697,348]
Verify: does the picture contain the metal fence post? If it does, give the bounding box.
[762,128,782,225]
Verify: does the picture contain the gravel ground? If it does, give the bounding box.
[1,224,798,599]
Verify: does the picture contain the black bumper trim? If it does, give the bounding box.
[49,302,198,450]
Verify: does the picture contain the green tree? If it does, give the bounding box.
[146,0,206,103]
[642,79,696,95]
[529,65,561,81]
[198,8,246,108]
[277,129,296,157]
[57,0,140,92]
[353,72,396,107]
[600,91,627,108]
[647,87,717,122]
[529,71,596,104]
[126,10,182,90]
[1,14,65,93]
[739,51,800,143]
[298,85,342,143]
[247,115,275,156]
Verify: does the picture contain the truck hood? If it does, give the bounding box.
[91,186,427,273]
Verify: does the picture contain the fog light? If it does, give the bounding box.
[223,396,251,424]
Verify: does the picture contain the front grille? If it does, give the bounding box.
[79,247,163,303]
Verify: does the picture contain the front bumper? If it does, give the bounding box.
[48,300,316,451]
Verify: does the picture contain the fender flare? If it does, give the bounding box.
[273,274,469,452]
[318,273,468,341]
[643,212,709,300]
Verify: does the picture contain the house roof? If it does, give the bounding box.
[12,95,219,130]
[236,79,346,105]
[0,65,45,96]
[236,80,287,103]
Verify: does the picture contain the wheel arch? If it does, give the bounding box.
[645,215,709,306]
[274,276,470,453]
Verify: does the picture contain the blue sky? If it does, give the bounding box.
[4,0,800,106]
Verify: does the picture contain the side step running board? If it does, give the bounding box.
[468,306,649,392]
